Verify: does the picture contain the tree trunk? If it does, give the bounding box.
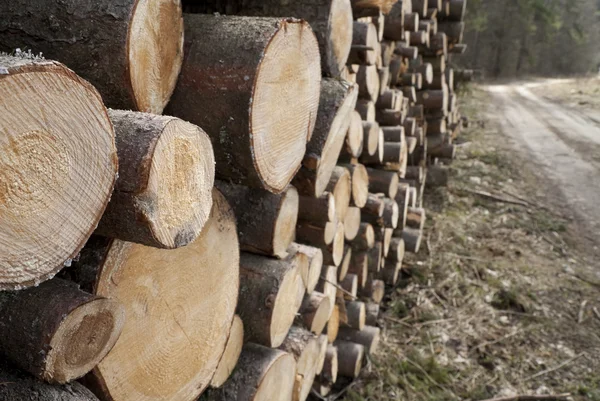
[0,56,117,291]
[166,14,321,193]
[63,189,239,401]
[0,279,124,384]
[279,327,321,401]
[215,181,298,258]
[238,253,305,348]
[97,110,215,249]
[334,341,364,378]
[0,0,183,113]
[210,315,244,388]
[293,79,358,197]
[203,344,296,401]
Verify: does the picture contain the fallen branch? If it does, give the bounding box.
[524,352,586,382]
[461,188,531,208]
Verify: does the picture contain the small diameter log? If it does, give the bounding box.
[366,243,383,273]
[279,327,321,401]
[238,252,305,347]
[362,278,385,304]
[293,79,358,197]
[402,86,418,102]
[397,44,419,59]
[298,193,336,223]
[389,238,406,263]
[438,21,465,44]
[375,227,394,257]
[377,90,402,110]
[345,111,365,158]
[348,22,379,65]
[350,223,376,250]
[404,117,417,136]
[376,109,404,127]
[339,163,369,208]
[326,167,352,221]
[382,2,405,40]
[205,344,296,401]
[338,246,353,282]
[361,121,382,157]
[365,303,380,326]
[344,208,361,241]
[168,15,321,193]
[0,279,125,384]
[366,168,399,199]
[317,334,329,374]
[448,0,467,21]
[216,181,298,258]
[297,221,339,246]
[0,1,184,113]
[289,243,324,295]
[211,315,244,388]
[417,89,448,110]
[340,274,359,300]
[325,305,340,343]
[407,137,418,154]
[405,166,424,183]
[343,301,366,330]
[379,261,401,285]
[334,341,364,378]
[426,165,450,188]
[362,193,385,217]
[97,111,215,249]
[382,142,404,164]
[0,56,117,291]
[347,252,368,288]
[355,99,376,122]
[0,361,100,401]
[406,207,426,230]
[382,126,405,142]
[402,227,423,253]
[300,291,333,335]
[337,326,380,354]
[427,118,447,135]
[357,65,381,103]
[316,265,339,312]
[380,42,396,67]
[381,198,400,229]
[320,345,338,383]
[63,188,239,401]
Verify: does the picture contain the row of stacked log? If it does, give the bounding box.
[0,0,468,400]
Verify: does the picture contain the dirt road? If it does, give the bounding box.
[487,83,600,238]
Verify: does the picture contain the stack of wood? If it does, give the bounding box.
[0,0,469,400]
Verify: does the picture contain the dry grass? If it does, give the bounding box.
[343,85,600,401]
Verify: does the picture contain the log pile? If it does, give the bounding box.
[0,0,469,400]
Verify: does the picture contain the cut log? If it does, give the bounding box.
[340,163,369,208]
[345,111,365,158]
[300,291,333,335]
[379,260,401,285]
[376,109,404,127]
[279,327,321,401]
[320,345,338,383]
[355,99,376,122]
[0,279,124,384]
[297,221,339,246]
[382,2,405,40]
[238,252,305,348]
[365,303,380,326]
[289,243,324,295]
[389,238,406,263]
[438,21,465,44]
[316,334,329,374]
[417,89,448,110]
[343,301,366,330]
[211,315,244,388]
[0,56,117,291]
[344,208,362,241]
[366,169,399,199]
[382,126,405,142]
[326,167,352,221]
[338,246,353,282]
[366,243,383,273]
[97,110,215,249]
[334,341,364,378]
[377,90,402,110]
[204,344,296,401]
[298,193,336,223]
[316,265,339,312]
[340,274,359,300]
[215,182,298,258]
[357,65,381,102]
[361,121,382,157]
[426,165,450,188]
[348,252,369,288]
[293,79,358,197]
[167,14,321,193]
[382,142,404,164]
[0,361,100,401]
[325,305,340,343]
[320,222,346,267]
[337,326,380,354]
[406,207,426,230]
[0,1,184,113]
[379,198,400,229]
[380,42,396,67]
[348,22,379,65]
[64,188,239,401]
[362,278,385,304]
[350,223,376,250]
[402,227,423,253]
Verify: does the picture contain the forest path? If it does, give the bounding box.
[486,82,600,237]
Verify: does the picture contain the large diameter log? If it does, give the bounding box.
[334,340,364,378]
[279,327,321,401]
[326,167,352,221]
[300,291,333,335]
[0,56,117,291]
[293,79,358,197]
[297,221,338,246]
[64,189,239,401]
[289,243,324,294]
[337,326,381,354]
[0,279,124,384]
[0,1,183,114]
[97,110,215,249]
[216,181,298,258]
[238,253,305,348]
[205,344,296,401]
[0,361,101,401]
[167,15,321,193]
[210,315,244,388]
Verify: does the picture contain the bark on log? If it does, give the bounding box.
[438,21,465,44]
[337,326,380,354]
[0,279,125,384]
[361,121,382,157]
[238,253,305,348]
[216,181,298,258]
[377,90,402,110]
[426,165,450,188]
[210,315,244,388]
[298,193,336,223]
[203,344,296,401]
[350,223,376,250]
[319,222,346,267]
[340,274,359,300]
[63,188,239,401]
[334,341,364,378]
[343,301,366,330]
[167,14,321,193]
[379,260,401,285]
[0,361,100,401]
[347,252,369,288]
[325,305,340,343]
[279,327,321,401]
[366,169,399,199]
[357,65,381,102]
[366,243,383,273]
[382,142,404,164]
[289,243,324,295]
[383,2,406,40]
[389,238,406,263]
[0,1,184,114]
[344,208,362,241]
[97,110,215,249]
[406,207,426,230]
[297,221,339,246]
[376,109,404,127]
[0,56,117,291]
[349,22,379,66]
[320,345,338,383]
[293,79,358,197]
[362,277,385,303]
[300,291,333,335]
[365,303,380,326]
[325,167,352,221]
[355,99,376,122]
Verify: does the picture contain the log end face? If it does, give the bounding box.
[271,260,305,347]
[351,164,369,208]
[251,20,321,193]
[129,0,184,113]
[273,187,299,258]
[45,298,126,384]
[253,352,297,401]
[310,296,333,335]
[210,315,244,388]
[306,249,324,295]
[327,0,354,76]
